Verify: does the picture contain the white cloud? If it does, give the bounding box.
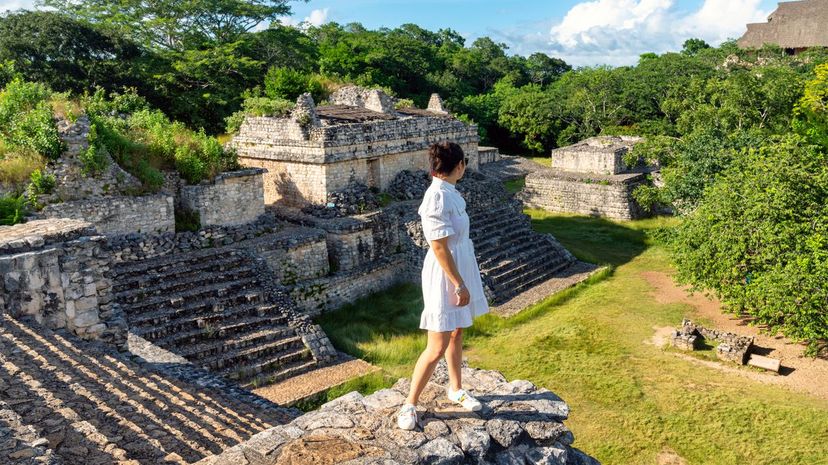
[539,0,770,66]
[277,7,330,29]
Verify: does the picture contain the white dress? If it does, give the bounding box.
[418,176,489,332]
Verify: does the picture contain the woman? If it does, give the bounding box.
[397,141,490,430]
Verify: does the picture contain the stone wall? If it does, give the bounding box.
[478,146,500,165]
[195,361,599,465]
[518,170,647,220]
[239,227,330,284]
[38,194,175,236]
[289,255,406,316]
[671,318,754,364]
[0,219,127,347]
[179,168,267,227]
[237,157,328,206]
[549,136,643,175]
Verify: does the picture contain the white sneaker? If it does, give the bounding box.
[397,403,418,430]
[447,387,482,411]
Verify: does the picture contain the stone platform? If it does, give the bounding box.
[196,361,600,465]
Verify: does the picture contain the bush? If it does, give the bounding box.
[0,192,25,225]
[29,168,54,194]
[0,78,63,159]
[264,67,327,103]
[670,134,828,354]
[224,92,295,134]
[79,123,109,176]
[175,208,200,232]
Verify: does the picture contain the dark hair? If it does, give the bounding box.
[429,141,465,176]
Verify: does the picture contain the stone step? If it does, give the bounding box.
[200,335,306,372]
[492,259,575,304]
[221,345,315,384]
[491,256,572,295]
[113,253,249,293]
[467,203,515,221]
[469,210,520,231]
[156,314,292,354]
[113,246,241,278]
[486,245,568,283]
[469,211,529,235]
[115,265,257,303]
[478,236,542,270]
[121,278,263,316]
[240,359,320,390]
[131,301,274,340]
[473,226,533,255]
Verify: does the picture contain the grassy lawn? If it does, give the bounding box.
[316,210,828,465]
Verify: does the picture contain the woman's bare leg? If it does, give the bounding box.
[406,330,452,405]
[445,327,463,392]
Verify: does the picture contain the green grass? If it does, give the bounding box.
[316,209,828,465]
[502,177,524,194]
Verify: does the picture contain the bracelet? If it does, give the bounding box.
[454,283,466,296]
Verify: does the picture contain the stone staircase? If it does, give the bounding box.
[112,246,318,389]
[0,315,297,465]
[462,174,577,305]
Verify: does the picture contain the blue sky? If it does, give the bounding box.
[2,0,780,66]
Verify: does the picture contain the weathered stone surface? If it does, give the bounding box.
[197,362,599,465]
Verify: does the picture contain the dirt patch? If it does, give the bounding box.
[656,448,688,465]
[641,270,828,401]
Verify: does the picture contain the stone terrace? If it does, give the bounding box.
[197,360,599,465]
[0,314,298,465]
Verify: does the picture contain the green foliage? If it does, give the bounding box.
[85,87,236,186]
[0,78,63,160]
[264,66,326,102]
[0,192,25,225]
[224,88,294,133]
[0,11,147,96]
[29,168,55,194]
[793,62,828,149]
[175,208,201,232]
[671,135,828,353]
[79,123,109,176]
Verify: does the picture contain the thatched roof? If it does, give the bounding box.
[737,0,828,49]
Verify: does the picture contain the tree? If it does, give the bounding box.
[525,53,570,86]
[681,38,710,56]
[671,134,828,354]
[37,0,302,50]
[0,11,148,95]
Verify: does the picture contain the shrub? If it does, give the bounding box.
[0,192,25,225]
[29,168,55,194]
[224,94,294,134]
[670,134,828,354]
[79,123,109,176]
[175,208,200,232]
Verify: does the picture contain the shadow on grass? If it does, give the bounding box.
[528,213,650,268]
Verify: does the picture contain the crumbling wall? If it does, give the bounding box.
[670,318,754,364]
[38,194,175,235]
[179,168,266,227]
[0,219,127,347]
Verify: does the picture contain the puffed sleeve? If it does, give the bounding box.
[418,190,455,241]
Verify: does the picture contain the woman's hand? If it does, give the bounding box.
[455,286,470,306]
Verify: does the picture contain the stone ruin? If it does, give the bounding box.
[0,89,602,463]
[670,319,754,364]
[197,361,600,465]
[518,136,654,220]
[229,86,480,207]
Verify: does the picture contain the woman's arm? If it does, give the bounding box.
[430,237,471,306]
